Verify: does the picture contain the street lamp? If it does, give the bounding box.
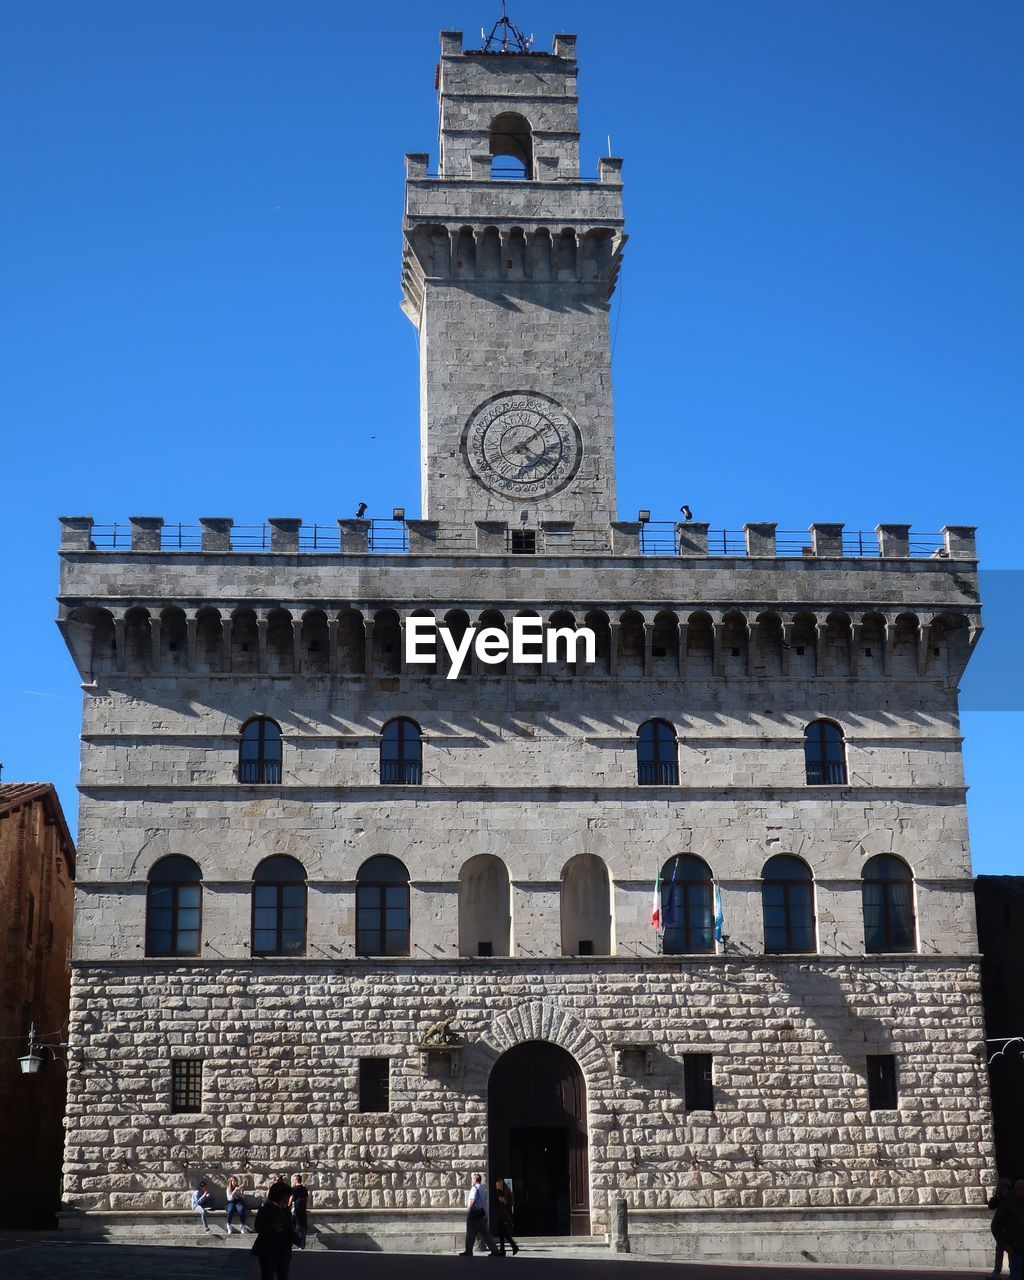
[17,1023,68,1075]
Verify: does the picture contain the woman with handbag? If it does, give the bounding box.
[493,1178,519,1256]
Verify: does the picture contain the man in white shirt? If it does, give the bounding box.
[459,1173,501,1257]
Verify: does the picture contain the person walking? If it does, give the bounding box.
[289,1174,309,1248]
[492,1178,519,1256]
[993,1180,1024,1280]
[252,1181,296,1280]
[225,1175,247,1235]
[191,1180,212,1231]
[992,1179,1014,1277]
[459,1173,501,1258]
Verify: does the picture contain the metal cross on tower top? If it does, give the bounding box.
[481,2,534,52]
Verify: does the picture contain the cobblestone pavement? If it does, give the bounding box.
[0,1241,986,1280]
[0,1241,249,1280]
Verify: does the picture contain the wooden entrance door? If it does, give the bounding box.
[488,1041,590,1236]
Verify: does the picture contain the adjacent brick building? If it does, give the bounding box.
[54,26,994,1266]
[975,876,1024,1179]
[0,783,76,1226]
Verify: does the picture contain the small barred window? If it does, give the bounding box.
[171,1059,203,1114]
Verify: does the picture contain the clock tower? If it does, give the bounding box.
[401,29,626,532]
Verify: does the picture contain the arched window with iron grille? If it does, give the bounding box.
[380,718,422,785]
[862,855,916,953]
[146,856,202,957]
[356,856,410,956]
[637,719,678,786]
[660,855,714,954]
[804,719,847,785]
[239,717,283,784]
[252,855,307,956]
[762,855,816,953]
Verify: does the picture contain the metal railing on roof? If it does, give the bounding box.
[83,520,948,559]
[367,520,410,553]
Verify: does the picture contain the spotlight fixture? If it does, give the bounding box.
[637,509,651,524]
[355,502,368,518]
[392,507,406,522]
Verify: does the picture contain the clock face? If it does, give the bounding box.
[462,392,583,499]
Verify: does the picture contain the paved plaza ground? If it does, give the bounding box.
[0,1238,989,1280]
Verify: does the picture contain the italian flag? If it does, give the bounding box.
[651,866,662,928]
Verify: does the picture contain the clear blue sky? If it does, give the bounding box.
[2,2,1021,874]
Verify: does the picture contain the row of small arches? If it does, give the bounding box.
[145,851,917,960]
[411,223,618,283]
[69,605,972,680]
[240,716,847,787]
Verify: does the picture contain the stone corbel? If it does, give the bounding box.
[917,619,932,675]
[363,618,375,675]
[149,616,162,672]
[712,621,725,677]
[398,617,410,676]
[292,620,303,675]
[883,620,896,676]
[815,622,828,677]
[850,622,863,676]
[746,620,760,677]
[327,618,339,673]
[114,616,126,672]
[257,616,269,674]
[186,617,198,672]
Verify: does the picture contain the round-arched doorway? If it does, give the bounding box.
[487,1040,590,1236]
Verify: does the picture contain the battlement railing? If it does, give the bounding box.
[59,518,977,562]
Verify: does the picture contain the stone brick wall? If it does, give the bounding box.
[63,960,992,1223]
[416,283,618,527]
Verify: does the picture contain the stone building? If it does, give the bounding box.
[56,27,994,1266]
[975,876,1024,1179]
[0,782,76,1226]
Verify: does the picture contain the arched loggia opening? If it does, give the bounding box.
[488,1041,589,1237]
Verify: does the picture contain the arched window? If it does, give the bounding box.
[660,855,714,955]
[637,719,678,785]
[380,718,422,785]
[239,717,283,784]
[762,855,815,953]
[252,855,307,956]
[146,856,202,957]
[356,856,410,956]
[489,111,532,179]
[804,720,847,785]
[862,855,916,953]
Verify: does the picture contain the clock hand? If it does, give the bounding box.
[519,443,559,472]
[511,429,554,460]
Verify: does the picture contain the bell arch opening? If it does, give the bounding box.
[487,1040,589,1237]
[489,111,533,179]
